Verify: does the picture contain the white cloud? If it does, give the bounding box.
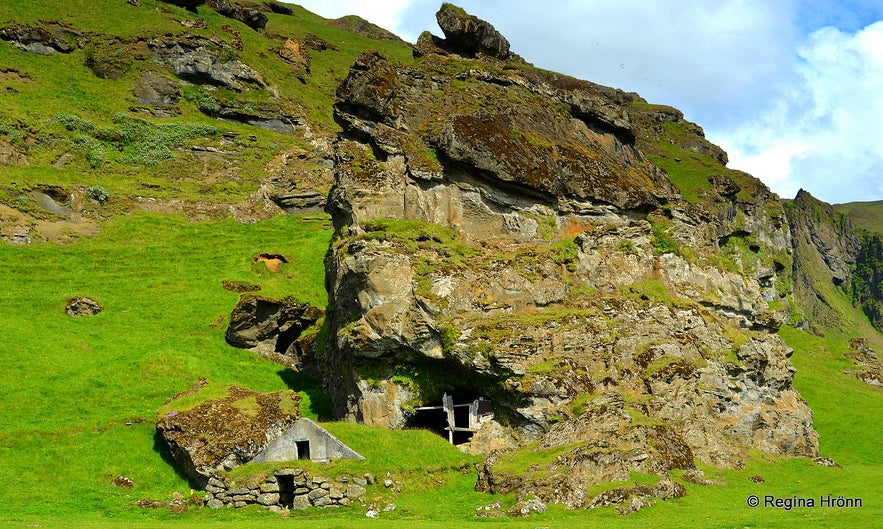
[283,1,883,203]
[718,21,883,202]
[287,0,416,40]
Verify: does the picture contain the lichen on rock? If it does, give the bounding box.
[318,4,819,510]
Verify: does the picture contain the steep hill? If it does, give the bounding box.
[1,1,882,527]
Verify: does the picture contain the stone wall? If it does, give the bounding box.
[205,468,371,511]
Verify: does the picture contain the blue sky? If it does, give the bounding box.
[287,1,883,204]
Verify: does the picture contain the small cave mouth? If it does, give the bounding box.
[274,322,305,354]
[277,475,295,509]
[408,390,494,445]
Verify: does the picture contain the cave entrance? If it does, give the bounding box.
[277,475,294,509]
[412,392,494,445]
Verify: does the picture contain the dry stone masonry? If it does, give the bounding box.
[204,469,371,511]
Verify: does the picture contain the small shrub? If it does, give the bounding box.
[87,185,110,203]
[650,222,679,254]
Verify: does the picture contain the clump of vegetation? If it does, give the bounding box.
[56,113,218,167]
[650,220,679,254]
[87,185,109,203]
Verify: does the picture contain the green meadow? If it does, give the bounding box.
[0,0,880,527]
[0,212,879,529]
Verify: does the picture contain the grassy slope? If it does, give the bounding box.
[0,0,413,205]
[0,2,882,528]
[834,200,883,236]
[0,213,332,521]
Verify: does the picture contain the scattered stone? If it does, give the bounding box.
[506,497,546,517]
[652,479,687,499]
[748,475,765,483]
[222,280,261,293]
[178,18,208,29]
[814,457,841,468]
[111,475,134,489]
[65,297,103,317]
[475,501,503,518]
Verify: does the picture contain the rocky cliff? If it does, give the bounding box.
[4,0,881,514]
[319,4,819,508]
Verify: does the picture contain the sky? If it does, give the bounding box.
[286,1,883,204]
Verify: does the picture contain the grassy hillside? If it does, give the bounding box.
[0,0,413,211]
[834,200,883,236]
[1,1,882,528]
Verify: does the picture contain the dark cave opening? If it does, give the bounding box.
[277,474,294,509]
[408,388,491,445]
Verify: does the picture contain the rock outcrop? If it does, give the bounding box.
[156,384,302,488]
[787,189,860,330]
[149,34,266,90]
[319,5,819,508]
[226,295,323,368]
[0,23,80,55]
[434,3,510,59]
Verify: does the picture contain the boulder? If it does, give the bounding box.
[225,295,323,356]
[207,0,268,31]
[434,4,509,59]
[65,297,103,317]
[156,384,301,487]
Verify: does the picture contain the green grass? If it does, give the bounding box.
[1,2,882,527]
[0,0,415,208]
[833,200,883,236]
[0,212,332,521]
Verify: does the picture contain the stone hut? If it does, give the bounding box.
[251,417,364,463]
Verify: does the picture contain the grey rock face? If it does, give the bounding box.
[133,71,181,110]
[319,4,819,510]
[149,34,266,90]
[435,4,510,59]
[225,295,323,356]
[0,24,79,55]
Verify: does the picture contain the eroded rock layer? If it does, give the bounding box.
[320,5,818,508]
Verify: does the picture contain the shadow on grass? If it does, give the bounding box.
[278,368,332,420]
[152,429,202,490]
